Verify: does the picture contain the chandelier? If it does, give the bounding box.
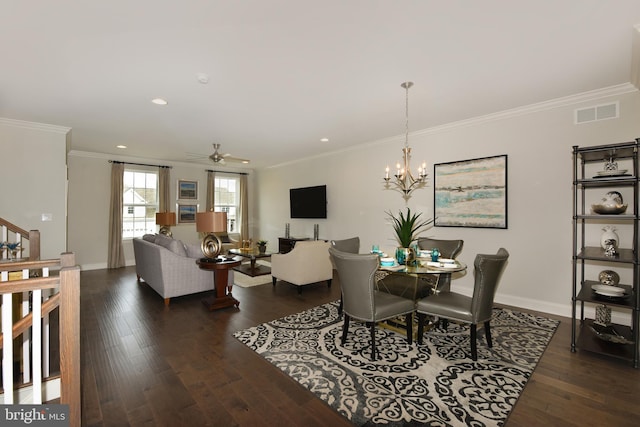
[383,81,427,198]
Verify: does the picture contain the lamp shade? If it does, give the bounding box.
[155,212,176,226]
[196,211,227,233]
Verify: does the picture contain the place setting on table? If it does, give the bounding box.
[373,244,466,275]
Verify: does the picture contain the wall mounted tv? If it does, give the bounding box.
[289,185,327,219]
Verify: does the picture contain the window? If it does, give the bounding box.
[123,169,158,239]
[214,175,240,232]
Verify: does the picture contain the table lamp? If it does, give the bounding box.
[196,210,228,259]
[155,212,176,237]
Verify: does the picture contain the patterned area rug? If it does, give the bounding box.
[233,301,559,427]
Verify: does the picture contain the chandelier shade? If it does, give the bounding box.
[383,81,428,198]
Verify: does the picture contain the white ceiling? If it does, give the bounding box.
[2,1,639,169]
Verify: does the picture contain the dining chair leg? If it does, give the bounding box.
[441,318,449,330]
[370,323,377,361]
[405,313,413,345]
[338,295,343,315]
[341,314,350,345]
[484,321,492,348]
[417,313,425,345]
[470,323,478,361]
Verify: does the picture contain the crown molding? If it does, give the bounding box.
[268,83,640,170]
[412,83,639,137]
[0,117,71,134]
[67,150,253,174]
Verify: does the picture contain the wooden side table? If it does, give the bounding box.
[197,257,241,311]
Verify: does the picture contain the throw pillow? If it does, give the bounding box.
[155,235,187,257]
[184,242,203,259]
[142,234,156,242]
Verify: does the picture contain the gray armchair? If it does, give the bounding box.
[330,237,360,314]
[329,247,415,361]
[416,248,509,361]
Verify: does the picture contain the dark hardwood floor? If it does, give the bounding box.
[80,267,640,426]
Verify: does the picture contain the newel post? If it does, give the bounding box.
[59,252,81,427]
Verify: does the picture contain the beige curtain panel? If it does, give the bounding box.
[158,166,171,213]
[108,162,125,269]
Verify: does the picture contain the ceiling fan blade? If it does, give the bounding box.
[222,155,250,164]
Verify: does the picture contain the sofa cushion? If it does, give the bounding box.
[155,234,187,257]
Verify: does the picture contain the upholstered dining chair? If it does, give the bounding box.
[329,247,415,361]
[416,248,509,361]
[417,237,464,292]
[377,238,464,300]
[330,237,360,314]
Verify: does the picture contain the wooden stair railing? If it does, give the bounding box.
[0,218,82,427]
[1,254,80,426]
[0,217,40,261]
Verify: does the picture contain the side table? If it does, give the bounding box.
[197,257,241,311]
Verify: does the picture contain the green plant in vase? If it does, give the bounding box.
[256,240,268,253]
[386,208,432,264]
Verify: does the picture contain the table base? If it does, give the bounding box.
[380,315,437,340]
[233,263,271,277]
[202,294,240,311]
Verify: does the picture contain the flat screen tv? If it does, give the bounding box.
[289,185,327,219]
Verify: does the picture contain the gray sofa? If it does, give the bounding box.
[132,234,234,305]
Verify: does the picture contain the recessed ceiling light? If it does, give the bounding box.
[151,98,168,105]
[320,138,329,142]
[196,73,210,84]
[116,145,127,149]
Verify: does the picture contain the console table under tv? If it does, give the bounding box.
[278,237,310,253]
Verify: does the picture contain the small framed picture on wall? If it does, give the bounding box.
[177,179,198,200]
[177,203,198,224]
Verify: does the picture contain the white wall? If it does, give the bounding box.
[67,152,256,269]
[255,85,640,318]
[0,118,69,259]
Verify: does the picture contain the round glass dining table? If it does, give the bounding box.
[376,259,467,300]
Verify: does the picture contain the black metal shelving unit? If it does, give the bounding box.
[571,139,640,368]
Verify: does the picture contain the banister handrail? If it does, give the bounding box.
[0,258,62,272]
[0,217,29,237]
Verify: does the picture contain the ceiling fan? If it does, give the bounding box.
[207,143,250,164]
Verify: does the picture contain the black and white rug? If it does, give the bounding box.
[233,301,559,427]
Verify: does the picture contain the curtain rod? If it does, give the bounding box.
[206,169,248,175]
[109,160,172,169]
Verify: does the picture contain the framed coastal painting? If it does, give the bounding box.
[177,179,198,200]
[177,203,198,224]
[433,154,508,228]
